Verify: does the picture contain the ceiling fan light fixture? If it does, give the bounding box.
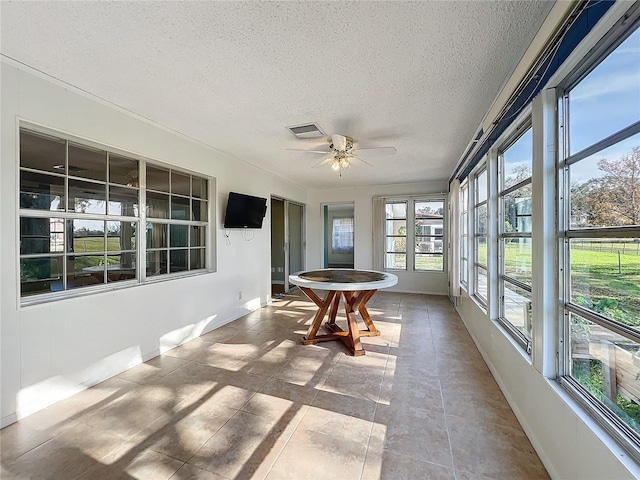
[328,154,350,175]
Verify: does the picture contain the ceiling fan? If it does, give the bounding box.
[287,134,396,176]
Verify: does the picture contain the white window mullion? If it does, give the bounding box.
[487,150,499,320]
[532,88,558,376]
[138,158,147,283]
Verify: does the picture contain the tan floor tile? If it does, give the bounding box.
[241,378,317,420]
[117,355,190,384]
[28,376,137,428]
[0,415,79,463]
[223,330,286,350]
[153,362,222,406]
[193,342,258,370]
[164,337,215,360]
[436,355,494,379]
[378,370,444,413]
[259,377,320,405]
[265,428,368,480]
[361,448,456,480]
[274,353,336,387]
[319,363,384,403]
[373,403,453,468]
[1,292,550,480]
[131,402,237,462]
[244,341,300,377]
[171,462,228,479]
[189,410,290,479]
[442,384,520,429]
[2,433,98,480]
[78,445,184,480]
[241,392,311,422]
[200,323,245,343]
[337,349,389,370]
[297,403,374,443]
[310,389,377,423]
[81,384,182,441]
[390,348,439,372]
[447,415,549,479]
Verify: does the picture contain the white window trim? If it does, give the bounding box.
[383,195,447,273]
[17,123,215,306]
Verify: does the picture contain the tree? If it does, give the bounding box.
[503,165,532,233]
[572,146,640,227]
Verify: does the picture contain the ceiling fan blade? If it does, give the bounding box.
[311,154,334,168]
[286,148,331,154]
[351,155,373,167]
[352,146,396,155]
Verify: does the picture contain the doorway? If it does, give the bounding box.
[323,203,355,269]
[271,197,305,296]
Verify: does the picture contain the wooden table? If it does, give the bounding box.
[289,269,398,356]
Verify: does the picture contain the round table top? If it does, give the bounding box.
[289,269,398,291]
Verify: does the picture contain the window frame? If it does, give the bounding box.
[497,123,534,353]
[384,200,408,271]
[472,165,488,306]
[557,18,640,457]
[413,198,446,272]
[18,125,213,305]
[460,180,469,289]
[383,196,447,272]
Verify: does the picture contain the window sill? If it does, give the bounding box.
[19,269,215,308]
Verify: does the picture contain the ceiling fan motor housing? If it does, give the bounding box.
[329,134,353,153]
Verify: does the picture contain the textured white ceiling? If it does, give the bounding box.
[1,1,552,189]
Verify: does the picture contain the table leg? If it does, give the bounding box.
[301,288,336,344]
[327,292,341,327]
[298,287,381,356]
[358,290,380,336]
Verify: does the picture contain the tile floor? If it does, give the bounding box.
[0,291,550,480]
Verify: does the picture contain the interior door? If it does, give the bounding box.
[287,202,304,283]
[271,197,305,295]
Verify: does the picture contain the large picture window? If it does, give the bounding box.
[560,25,640,449]
[19,128,210,301]
[498,126,533,351]
[384,198,445,271]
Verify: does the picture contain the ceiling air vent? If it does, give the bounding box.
[287,123,326,139]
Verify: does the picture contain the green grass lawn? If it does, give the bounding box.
[387,254,443,271]
[571,246,640,326]
[73,236,131,252]
[475,240,638,326]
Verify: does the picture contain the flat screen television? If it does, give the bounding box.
[223,191,268,229]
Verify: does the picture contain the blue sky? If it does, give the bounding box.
[569,27,639,184]
[503,27,639,186]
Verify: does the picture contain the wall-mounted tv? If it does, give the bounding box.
[223,191,268,229]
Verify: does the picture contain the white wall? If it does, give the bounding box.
[454,294,639,479]
[306,181,448,295]
[0,62,306,425]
